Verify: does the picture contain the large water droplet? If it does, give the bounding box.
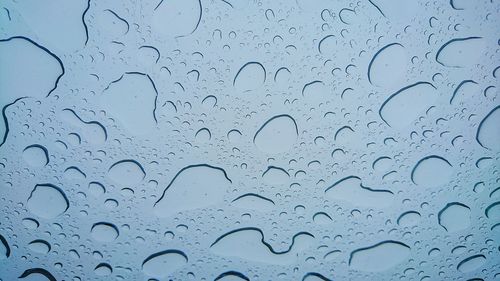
[411,155,453,188]
[22,144,49,167]
[27,184,69,219]
[325,176,394,208]
[154,164,231,217]
[379,82,438,129]
[438,202,471,232]
[107,159,145,186]
[254,114,298,154]
[233,62,266,92]
[349,241,410,272]
[142,250,188,278]
[91,222,119,242]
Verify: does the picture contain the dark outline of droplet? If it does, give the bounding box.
[490,187,500,198]
[139,45,161,63]
[91,222,119,240]
[382,170,397,181]
[372,156,391,170]
[22,217,40,229]
[485,201,500,218]
[64,166,87,178]
[68,132,82,144]
[154,0,164,11]
[449,0,464,10]
[233,61,266,89]
[82,0,91,45]
[475,105,500,149]
[331,148,345,158]
[215,271,249,281]
[162,100,178,112]
[28,239,51,253]
[367,0,386,17]
[483,85,496,98]
[450,80,477,104]
[62,108,108,141]
[0,234,10,258]
[89,181,106,194]
[338,8,355,25]
[108,159,146,181]
[174,81,185,92]
[253,114,298,146]
[451,135,463,147]
[274,67,290,82]
[437,202,470,231]
[429,16,438,27]
[0,97,26,148]
[19,268,57,281]
[367,43,404,85]
[195,127,211,140]
[3,7,11,21]
[491,222,500,231]
[232,193,275,205]
[379,81,436,127]
[23,144,49,166]
[210,227,314,255]
[220,0,234,8]
[318,35,335,54]
[262,166,289,179]
[348,240,410,266]
[383,137,397,145]
[104,9,129,34]
[187,69,200,81]
[473,181,484,193]
[111,40,125,46]
[154,164,232,207]
[202,95,217,107]
[313,212,333,222]
[154,0,202,37]
[265,8,275,20]
[457,254,486,273]
[397,211,421,226]
[323,249,341,260]
[435,37,482,67]
[493,65,500,78]
[142,249,188,268]
[104,72,159,124]
[410,155,452,185]
[302,272,331,281]
[94,263,113,274]
[27,183,70,217]
[0,36,65,97]
[340,87,354,99]
[302,80,324,97]
[325,175,394,195]
[334,125,354,141]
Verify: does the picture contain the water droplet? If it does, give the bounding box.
[233,62,266,92]
[254,114,298,154]
[154,164,231,217]
[349,241,410,272]
[142,249,188,278]
[411,155,453,188]
[438,202,471,232]
[27,184,69,219]
[91,222,119,242]
[107,159,146,186]
[22,144,49,167]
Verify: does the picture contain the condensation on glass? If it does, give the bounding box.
[0,0,499,280]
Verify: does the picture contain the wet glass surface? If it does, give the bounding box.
[0,0,499,280]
